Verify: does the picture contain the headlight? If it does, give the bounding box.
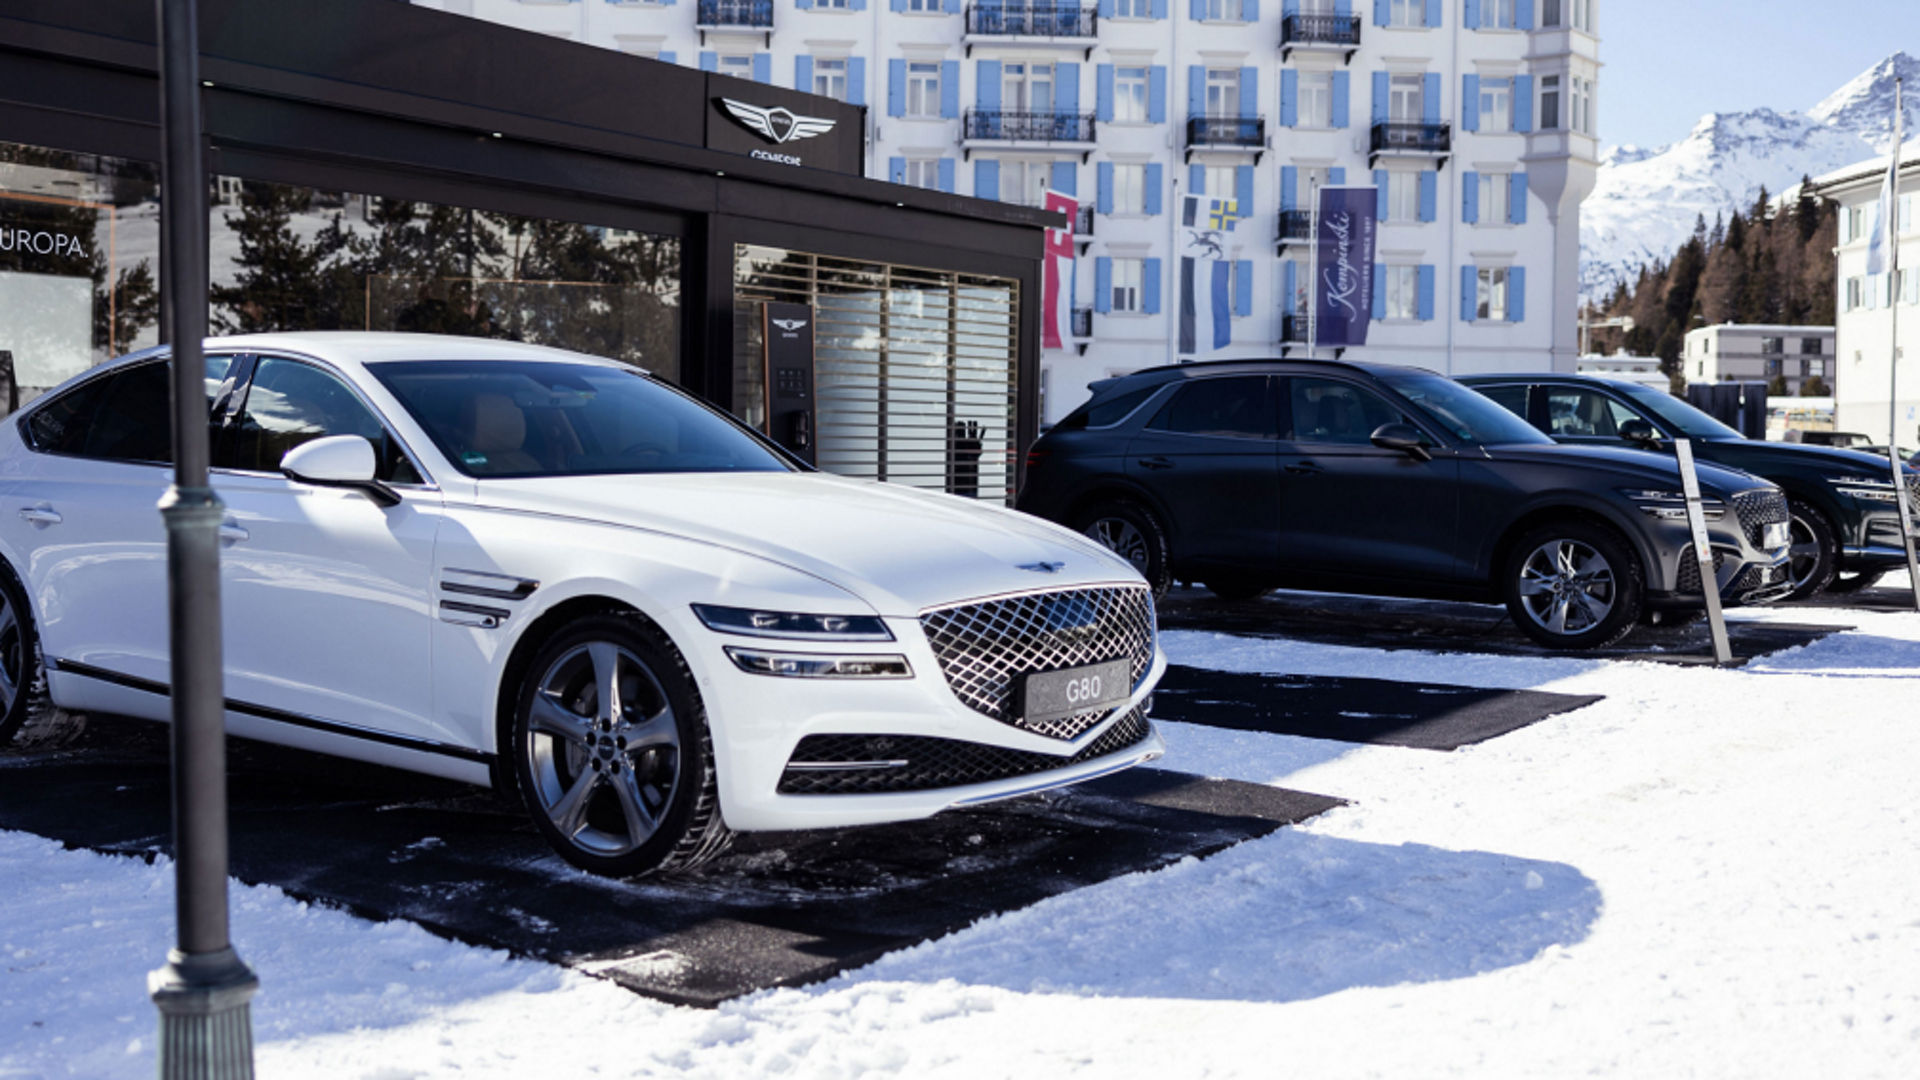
[1829,476,1902,502]
[1618,488,1725,521]
[723,647,912,679]
[692,604,894,641]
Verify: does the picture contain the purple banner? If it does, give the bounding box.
[1314,186,1378,349]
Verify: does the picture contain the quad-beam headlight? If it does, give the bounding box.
[1618,489,1725,521]
[1829,476,1904,503]
[692,604,893,641]
[723,647,912,679]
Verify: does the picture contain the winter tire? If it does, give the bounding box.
[0,567,35,746]
[1075,500,1172,597]
[1784,500,1837,601]
[510,614,730,877]
[1502,521,1644,651]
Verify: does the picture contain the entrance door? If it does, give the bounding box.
[1124,375,1281,574]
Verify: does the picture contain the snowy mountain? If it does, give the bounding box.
[1581,53,1920,303]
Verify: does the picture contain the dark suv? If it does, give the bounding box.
[1459,373,1920,598]
[1018,359,1794,650]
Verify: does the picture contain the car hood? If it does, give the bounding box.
[1477,441,1772,497]
[1715,438,1919,478]
[468,471,1138,615]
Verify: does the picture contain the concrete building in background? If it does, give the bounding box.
[413,0,1599,423]
[1813,151,1920,447]
[1681,323,1835,398]
[1575,350,1663,389]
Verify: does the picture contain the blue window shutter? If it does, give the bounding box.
[1423,73,1441,124]
[1334,0,1351,13]
[1281,165,1298,210]
[1099,0,1113,15]
[1374,169,1388,217]
[852,0,867,10]
[1463,0,1478,27]
[941,61,960,118]
[796,55,813,93]
[1095,257,1113,313]
[976,159,1000,200]
[1052,160,1077,196]
[1284,0,1300,14]
[1189,65,1206,118]
[658,51,676,64]
[1372,264,1386,320]
[1462,171,1479,223]
[938,157,956,192]
[1371,71,1389,125]
[1426,0,1442,27]
[1240,68,1257,118]
[1234,260,1253,317]
[1330,166,1346,184]
[1509,266,1526,322]
[979,61,1002,109]
[1149,66,1168,123]
[1235,165,1255,218]
[1284,260,1298,313]
[1145,163,1164,214]
[1462,266,1477,322]
[1280,69,1298,128]
[1057,62,1079,116]
[889,156,906,184]
[699,51,717,72]
[1515,0,1532,29]
[799,0,813,8]
[888,0,904,10]
[1418,170,1437,222]
[1245,0,1260,20]
[889,59,906,117]
[1513,74,1534,132]
[1374,0,1389,26]
[1331,70,1350,128]
[1097,65,1115,123]
[1144,259,1163,314]
[1098,162,1115,213]
[1190,163,1207,194]
[1152,0,1168,17]
[1190,0,1203,20]
[753,53,772,84]
[1418,265,1436,321]
[946,0,961,11]
[1461,74,1480,131]
[848,58,866,106]
[1510,172,1529,224]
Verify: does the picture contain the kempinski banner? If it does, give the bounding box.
[1314,186,1378,349]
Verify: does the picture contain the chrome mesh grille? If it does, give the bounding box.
[920,585,1155,740]
[776,708,1153,795]
[1732,490,1788,547]
[1675,549,1726,595]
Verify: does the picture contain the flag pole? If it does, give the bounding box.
[1887,77,1920,611]
[1306,177,1319,360]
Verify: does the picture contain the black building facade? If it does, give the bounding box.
[0,0,1052,499]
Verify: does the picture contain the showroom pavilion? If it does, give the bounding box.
[0,0,1054,502]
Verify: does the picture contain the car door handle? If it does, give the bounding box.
[1137,456,1175,470]
[18,506,61,526]
[218,522,249,544]
[1284,461,1325,476]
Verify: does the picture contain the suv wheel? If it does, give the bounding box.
[1075,500,1172,596]
[1503,522,1644,650]
[1784,500,1837,600]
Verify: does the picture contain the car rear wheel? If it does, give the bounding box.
[1784,501,1837,600]
[0,571,35,746]
[511,615,730,877]
[1075,500,1172,596]
[1503,522,1643,651]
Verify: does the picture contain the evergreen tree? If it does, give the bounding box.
[209,180,357,333]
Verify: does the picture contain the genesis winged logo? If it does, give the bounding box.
[1017,561,1066,574]
[722,99,836,146]
[770,318,809,332]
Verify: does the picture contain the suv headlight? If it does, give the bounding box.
[1618,488,1726,521]
[1829,476,1903,502]
[692,604,894,641]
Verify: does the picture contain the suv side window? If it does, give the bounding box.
[1545,387,1651,439]
[222,357,423,484]
[24,356,234,464]
[1146,376,1277,439]
[1287,377,1410,445]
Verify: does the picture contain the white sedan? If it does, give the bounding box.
[0,333,1165,876]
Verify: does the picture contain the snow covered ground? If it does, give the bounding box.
[6,595,1920,1078]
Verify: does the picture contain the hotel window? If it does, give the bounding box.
[1116,66,1150,123]
[718,54,754,81]
[1386,171,1420,222]
[1384,265,1419,320]
[1476,266,1510,322]
[1205,165,1237,203]
[1760,336,1784,354]
[1116,0,1151,15]
[1800,337,1823,355]
[1389,0,1422,27]
[1112,257,1143,313]
[1283,259,1308,313]
[1389,73,1425,123]
[1572,0,1594,32]
[1483,0,1516,27]
[1845,276,1865,312]
[1571,77,1595,135]
[906,0,939,10]
[1482,171,1510,224]
[1004,62,1056,113]
[1114,163,1147,214]
[1541,0,1561,25]
[1205,69,1242,118]
[1479,78,1513,133]
[1205,0,1246,21]
[1844,205,1865,243]
[903,158,941,190]
[813,57,848,102]
[906,61,941,117]
[1539,75,1561,130]
[998,159,1048,206]
[1300,71,1333,129]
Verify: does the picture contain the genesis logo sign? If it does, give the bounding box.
[770,318,809,332]
[721,99,835,167]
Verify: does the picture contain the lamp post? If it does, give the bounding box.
[148,0,258,1076]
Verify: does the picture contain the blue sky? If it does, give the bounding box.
[1603,0,1920,150]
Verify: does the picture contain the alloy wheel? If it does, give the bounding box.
[1786,513,1824,593]
[524,641,682,857]
[1086,516,1149,574]
[1515,538,1617,637]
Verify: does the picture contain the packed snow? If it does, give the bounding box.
[6,594,1920,1077]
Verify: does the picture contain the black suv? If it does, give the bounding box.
[1459,373,1920,598]
[1018,359,1794,650]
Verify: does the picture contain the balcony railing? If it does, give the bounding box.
[1072,307,1093,339]
[1370,121,1452,156]
[1074,203,1094,236]
[697,0,773,29]
[1280,314,1310,344]
[1280,13,1362,49]
[1276,209,1313,245]
[965,4,1098,38]
[965,108,1097,143]
[1186,115,1266,149]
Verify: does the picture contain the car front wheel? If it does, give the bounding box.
[1503,522,1644,650]
[511,615,730,877]
[1784,501,1837,600]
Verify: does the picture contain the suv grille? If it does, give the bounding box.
[776,708,1153,795]
[1675,548,1726,595]
[920,585,1155,740]
[1732,489,1788,547]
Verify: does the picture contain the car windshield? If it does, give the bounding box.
[369,360,794,478]
[1379,371,1554,446]
[1615,383,1745,439]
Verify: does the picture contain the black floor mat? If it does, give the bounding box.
[1156,588,1848,666]
[0,717,1341,1007]
[1151,665,1602,750]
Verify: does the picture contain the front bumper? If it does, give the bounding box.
[1644,490,1794,609]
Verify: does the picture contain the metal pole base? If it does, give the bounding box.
[150,947,258,1080]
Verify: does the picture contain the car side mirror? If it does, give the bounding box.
[281,435,401,508]
[1618,419,1663,446]
[1370,422,1432,462]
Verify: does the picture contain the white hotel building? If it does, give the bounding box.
[413,0,1599,422]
